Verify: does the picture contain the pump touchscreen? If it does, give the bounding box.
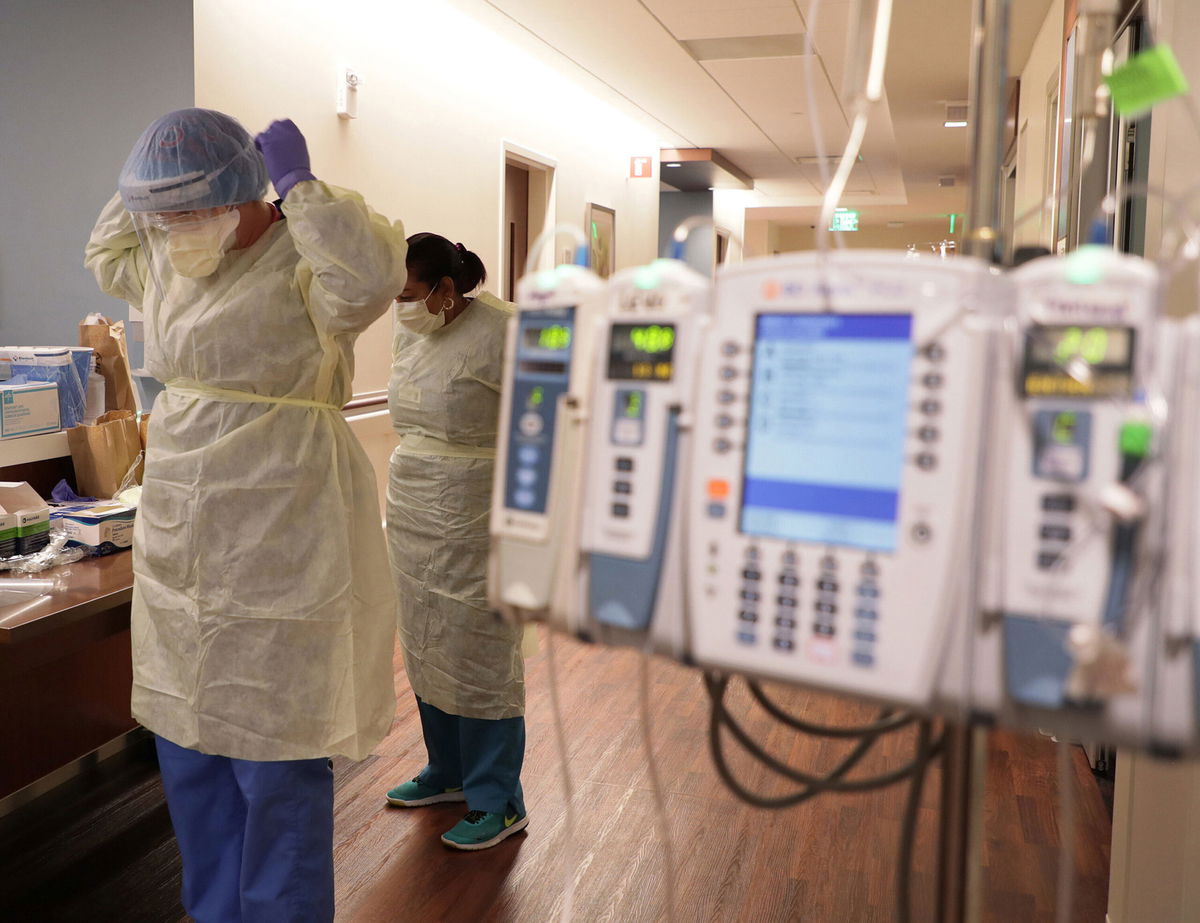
[739,313,913,552]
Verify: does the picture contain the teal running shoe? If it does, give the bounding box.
[385,776,466,807]
[441,809,529,851]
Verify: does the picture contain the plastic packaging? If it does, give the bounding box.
[84,359,106,425]
[0,528,89,575]
[0,347,87,428]
[0,576,64,606]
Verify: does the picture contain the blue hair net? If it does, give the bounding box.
[118,108,268,213]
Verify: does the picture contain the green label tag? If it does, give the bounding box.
[1119,421,1153,459]
[1105,44,1190,119]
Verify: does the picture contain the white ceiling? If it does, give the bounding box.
[466,0,1054,230]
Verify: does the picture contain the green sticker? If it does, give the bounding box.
[1120,421,1153,459]
[1105,44,1189,119]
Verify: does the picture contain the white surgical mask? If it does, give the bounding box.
[394,288,447,335]
[166,210,240,278]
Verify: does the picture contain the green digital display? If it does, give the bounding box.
[524,324,572,351]
[608,323,676,381]
[1022,324,1136,398]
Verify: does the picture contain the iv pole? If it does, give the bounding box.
[938,2,1011,922]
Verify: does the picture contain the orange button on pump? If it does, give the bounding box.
[707,478,730,501]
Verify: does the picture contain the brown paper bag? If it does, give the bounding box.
[79,316,137,413]
[67,410,143,499]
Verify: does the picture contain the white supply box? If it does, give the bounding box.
[54,502,136,555]
[1,381,60,439]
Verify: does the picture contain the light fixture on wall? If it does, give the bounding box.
[943,102,968,128]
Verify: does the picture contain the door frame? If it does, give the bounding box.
[500,141,557,298]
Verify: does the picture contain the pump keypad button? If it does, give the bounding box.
[615,457,634,472]
[1042,494,1076,512]
[1040,524,1071,542]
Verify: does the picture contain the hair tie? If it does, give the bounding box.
[455,242,466,253]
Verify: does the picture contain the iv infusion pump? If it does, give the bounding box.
[976,250,1164,746]
[487,244,1200,753]
[574,259,709,655]
[684,252,994,708]
[489,262,605,628]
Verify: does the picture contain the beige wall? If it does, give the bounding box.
[194,0,664,398]
[771,221,960,254]
[1012,0,1065,251]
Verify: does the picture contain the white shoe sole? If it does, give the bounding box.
[441,815,530,851]
[386,791,467,807]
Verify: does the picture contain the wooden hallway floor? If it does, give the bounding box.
[0,627,1112,922]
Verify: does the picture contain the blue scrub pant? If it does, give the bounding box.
[416,697,526,816]
[154,735,334,923]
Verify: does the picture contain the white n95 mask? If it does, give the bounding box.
[394,290,446,335]
[166,209,240,278]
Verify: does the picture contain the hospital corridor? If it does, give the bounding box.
[2,0,1200,921]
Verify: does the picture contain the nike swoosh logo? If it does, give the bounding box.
[504,814,519,827]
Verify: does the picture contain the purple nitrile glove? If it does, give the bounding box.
[254,119,316,200]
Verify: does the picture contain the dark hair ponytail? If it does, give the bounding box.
[406,232,487,295]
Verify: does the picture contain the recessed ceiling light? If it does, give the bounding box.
[665,162,682,167]
[943,102,969,129]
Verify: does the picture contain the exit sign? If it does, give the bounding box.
[830,209,859,232]
[629,156,654,178]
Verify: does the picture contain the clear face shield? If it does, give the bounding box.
[118,109,269,300]
[129,204,243,297]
